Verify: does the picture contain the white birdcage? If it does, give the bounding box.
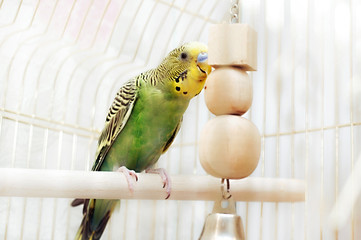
[0,0,360,239]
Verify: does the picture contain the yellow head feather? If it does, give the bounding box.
[158,42,212,99]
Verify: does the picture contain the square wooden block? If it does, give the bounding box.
[208,23,257,71]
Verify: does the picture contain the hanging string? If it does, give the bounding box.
[230,0,239,23]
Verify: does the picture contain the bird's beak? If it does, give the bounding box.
[197,52,212,76]
[197,52,208,63]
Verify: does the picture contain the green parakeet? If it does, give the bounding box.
[72,42,211,240]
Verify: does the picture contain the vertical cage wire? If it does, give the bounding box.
[0,0,229,239]
[0,0,360,239]
[239,0,360,239]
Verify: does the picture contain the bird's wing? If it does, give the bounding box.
[161,117,182,153]
[92,78,138,171]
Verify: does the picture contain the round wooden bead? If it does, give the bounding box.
[204,67,252,116]
[199,115,261,179]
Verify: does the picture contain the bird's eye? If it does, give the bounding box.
[180,52,188,60]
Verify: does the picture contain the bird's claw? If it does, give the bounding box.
[117,166,138,193]
[145,168,171,199]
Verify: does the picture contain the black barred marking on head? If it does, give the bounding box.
[180,70,187,80]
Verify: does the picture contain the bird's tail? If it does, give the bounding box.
[72,199,115,240]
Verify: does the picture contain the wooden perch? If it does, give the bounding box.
[0,168,305,202]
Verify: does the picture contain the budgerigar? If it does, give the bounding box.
[72,42,211,240]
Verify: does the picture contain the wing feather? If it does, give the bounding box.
[162,118,182,153]
[92,78,138,171]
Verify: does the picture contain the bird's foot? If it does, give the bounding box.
[117,166,138,193]
[145,168,171,199]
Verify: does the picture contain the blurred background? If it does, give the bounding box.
[0,0,360,239]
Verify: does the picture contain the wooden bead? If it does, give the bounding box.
[204,67,252,116]
[199,116,261,179]
[208,23,257,71]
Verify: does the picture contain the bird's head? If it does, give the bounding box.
[159,42,212,99]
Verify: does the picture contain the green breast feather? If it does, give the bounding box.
[101,80,189,172]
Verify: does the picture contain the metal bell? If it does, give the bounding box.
[198,212,245,240]
[199,181,245,240]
